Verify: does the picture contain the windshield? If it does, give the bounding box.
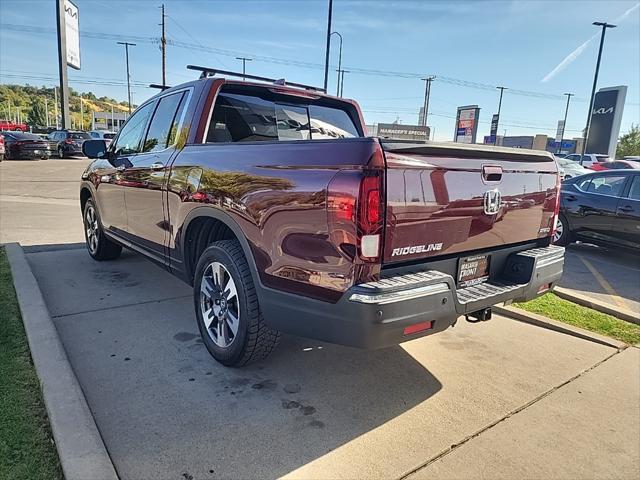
[71,133,91,139]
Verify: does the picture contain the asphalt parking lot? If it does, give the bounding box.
[2,159,639,478]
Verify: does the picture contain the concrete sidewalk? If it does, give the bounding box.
[25,245,639,479]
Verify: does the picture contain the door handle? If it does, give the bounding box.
[618,205,633,212]
[150,162,165,171]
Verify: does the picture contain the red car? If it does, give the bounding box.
[0,134,5,161]
[0,120,29,132]
[590,160,640,171]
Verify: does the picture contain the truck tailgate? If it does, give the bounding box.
[381,141,558,264]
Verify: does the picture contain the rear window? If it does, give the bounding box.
[103,133,116,139]
[5,132,40,140]
[206,87,360,143]
[71,132,91,139]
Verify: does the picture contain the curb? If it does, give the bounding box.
[554,287,639,325]
[494,305,627,350]
[5,243,119,480]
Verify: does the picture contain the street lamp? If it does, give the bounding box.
[330,31,343,96]
[323,0,333,92]
[494,86,507,145]
[421,76,435,127]
[557,93,573,154]
[236,57,252,81]
[582,21,616,154]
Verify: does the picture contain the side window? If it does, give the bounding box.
[308,105,360,139]
[206,93,277,143]
[113,102,155,155]
[627,176,640,201]
[276,104,310,141]
[566,154,579,162]
[142,92,187,153]
[576,177,592,191]
[586,175,627,197]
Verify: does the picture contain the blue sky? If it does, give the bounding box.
[1,0,638,141]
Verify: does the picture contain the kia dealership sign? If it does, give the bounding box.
[65,0,80,70]
[585,86,626,158]
[454,105,480,144]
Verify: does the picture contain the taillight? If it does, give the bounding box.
[551,174,561,238]
[64,138,74,144]
[327,142,385,262]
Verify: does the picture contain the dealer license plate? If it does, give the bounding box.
[457,254,491,288]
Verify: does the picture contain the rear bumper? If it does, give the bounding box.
[11,150,51,159]
[261,245,564,349]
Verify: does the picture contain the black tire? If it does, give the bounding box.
[0,154,3,162]
[553,213,572,246]
[193,240,280,367]
[83,198,122,261]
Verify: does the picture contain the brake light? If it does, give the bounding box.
[326,142,385,262]
[551,174,561,238]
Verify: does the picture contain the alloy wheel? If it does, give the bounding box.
[85,205,99,254]
[553,217,564,244]
[200,262,240,348]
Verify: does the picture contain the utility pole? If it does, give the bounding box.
[111,104,114,131]
[56,0,71,128]
[160,4,167,87]
[421,76,435,127]
[117,41,136,114]
[494,86,507,145]
[323,0,333,93]
[79,94,83,130]
[54,87,59,129]
[235,57,252,81]
[557,92,573,154]
[44,96,49,127]
[582,21,616,154]
[330,31,343,96]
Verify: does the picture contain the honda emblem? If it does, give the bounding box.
[483,189,502,215]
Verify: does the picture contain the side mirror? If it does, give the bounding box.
[83,139,108,159]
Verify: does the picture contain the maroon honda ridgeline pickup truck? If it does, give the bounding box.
[81,66,564,366]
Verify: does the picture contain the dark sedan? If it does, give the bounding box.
[554,169,640,251]
[47,130,91,158]
[1,131,51,160]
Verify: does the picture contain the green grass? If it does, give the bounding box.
[516,293,640,345]
[0,248,63,480]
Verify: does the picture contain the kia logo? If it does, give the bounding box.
[483,189,502,215]
[593,106,614,115]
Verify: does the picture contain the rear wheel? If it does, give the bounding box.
[553,214,572,246]
[194,240,280,367]
[83,198,122,260]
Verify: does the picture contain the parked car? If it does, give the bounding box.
[564,153,610,169]
[554,169,640,251]
[1,131,51,160]
[48,130,92,158]
[80,67,564,366]
[0,133,5,161]
[589,160,640,171]
[88,130,117,146]
[556,156,590,179]
[0,120,29,132]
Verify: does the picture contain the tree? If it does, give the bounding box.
[616,124,640,158]
[27,99,46,127]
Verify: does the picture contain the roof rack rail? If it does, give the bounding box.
[186,65,326,93]
[149,83,171,90]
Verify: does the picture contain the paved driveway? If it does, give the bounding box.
[25,245,639,479]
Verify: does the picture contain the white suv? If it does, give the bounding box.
[564,153,610,168]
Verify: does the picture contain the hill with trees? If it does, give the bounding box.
[0,84,133,130]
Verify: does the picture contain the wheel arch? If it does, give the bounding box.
[180,207,263,291]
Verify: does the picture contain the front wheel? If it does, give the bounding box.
[83,198,122,260]
[194,240,280,367]
[553,214,572,246]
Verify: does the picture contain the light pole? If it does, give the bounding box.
[494,86,507,145]
[323,0,333,92]
[117,41,136,114]
[557,92,573,154]
[421,76,435,127]
[339,70,349,97]
[330,31,343,96]
[582,21,616,154]
[236,57,252,81]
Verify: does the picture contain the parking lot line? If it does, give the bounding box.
[578,255,630,310]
